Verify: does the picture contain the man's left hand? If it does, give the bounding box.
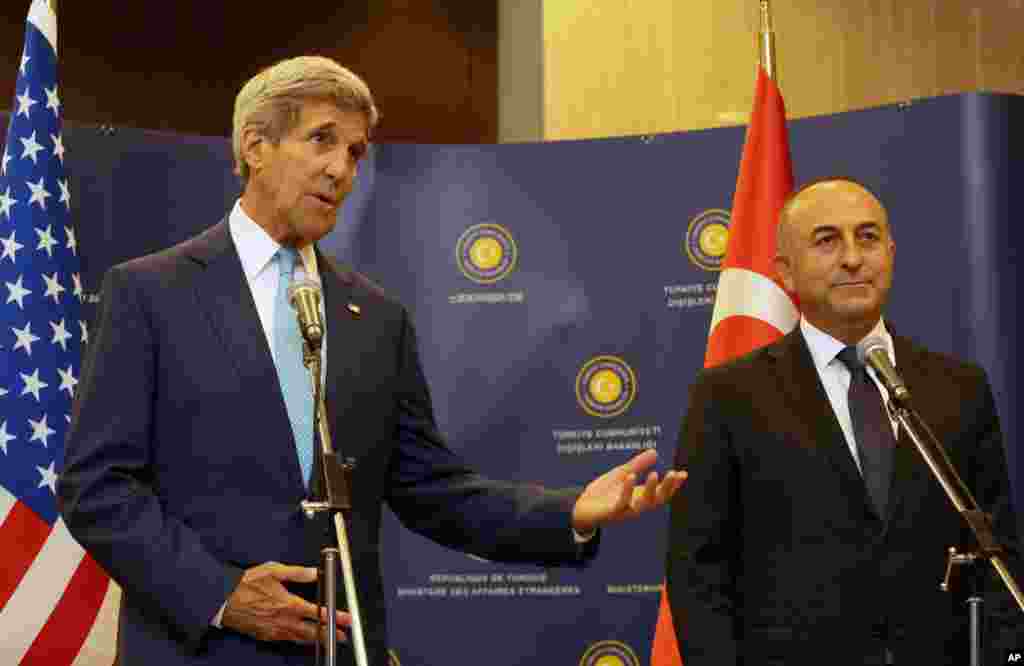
[571,449,687,534]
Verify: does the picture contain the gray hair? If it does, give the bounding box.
[232,56,380,186]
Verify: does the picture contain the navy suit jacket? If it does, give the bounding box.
[667,328,1022,665]
[59,220,590,666]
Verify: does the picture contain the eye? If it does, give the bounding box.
[814,234,837,248]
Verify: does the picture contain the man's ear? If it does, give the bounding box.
[240,127,266,174]
[774,254,794,292]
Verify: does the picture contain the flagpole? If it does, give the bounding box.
[758,0,776,80]
[49,0,57,15]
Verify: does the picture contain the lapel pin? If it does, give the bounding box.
[347,303,362,318]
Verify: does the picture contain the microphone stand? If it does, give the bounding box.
[296,326,369,666]
[887,396,1024,665]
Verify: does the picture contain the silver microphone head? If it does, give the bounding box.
[287,278,324,347]
[856,335,887,366]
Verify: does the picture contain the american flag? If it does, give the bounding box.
[0,1,118,663]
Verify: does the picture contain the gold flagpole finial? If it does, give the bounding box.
[758,0,777,81]
[49,0,58,15]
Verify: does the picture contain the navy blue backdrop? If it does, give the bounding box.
[38,93,1024,665]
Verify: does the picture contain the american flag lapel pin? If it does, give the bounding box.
[347,303,362,318]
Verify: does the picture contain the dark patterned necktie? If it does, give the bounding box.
[837,346,894,516]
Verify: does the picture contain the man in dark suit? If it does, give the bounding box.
[666,177,1021,664]
[57,56,685,666]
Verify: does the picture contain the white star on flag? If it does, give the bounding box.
[28,413,56,447]
[12,320,40,355]
[0,187,16,220]
[0,420,15,454]
[1,147,10,176]
[72,272,83,301]
[41,271,64,303]
[6,275,32,308]
[50,132,64,163]
[57,364,77,396]
[58,177,70,209]
[36,461,59,493]
[20,368,48,402]
[20,130,45,164]
[50,318,71,351]
[27,176,51,209]
[1,230,23,263]
[44,85,59,115]
[64,224,76,253]
[16,88,37,118]
[19,52,30,75]
[79,318,88,344]
[35,224,57,256]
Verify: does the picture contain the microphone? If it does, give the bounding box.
[857,335,910,405]
[288,278,324,349]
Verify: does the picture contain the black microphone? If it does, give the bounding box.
[288,278,324,349]
[857,335,910,405]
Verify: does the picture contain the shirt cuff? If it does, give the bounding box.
[211,601,227,628]
[573,527,596,544]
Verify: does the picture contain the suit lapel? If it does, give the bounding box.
[186,220,306,489]
[316,250,359,456]
[769,330,878,519]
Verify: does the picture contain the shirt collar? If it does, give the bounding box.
[800,316,895,375]
[228,199,281,280]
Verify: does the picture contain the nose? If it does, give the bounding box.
[324,148,356,184]
[839,235,863,270]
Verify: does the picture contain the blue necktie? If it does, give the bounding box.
[837,346,894,516]
[273,247,314,486]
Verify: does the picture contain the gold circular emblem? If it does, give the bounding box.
[456,223,518,284]
[579,640,640,666]
[576,356,637,419]
[684,208,731,271]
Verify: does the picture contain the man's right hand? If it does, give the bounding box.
[221,561,351,644]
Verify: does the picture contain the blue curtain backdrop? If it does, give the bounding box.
[22,92,1022,665]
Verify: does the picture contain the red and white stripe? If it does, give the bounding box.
[0,486,118,665]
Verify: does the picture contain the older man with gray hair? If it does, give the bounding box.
[58,55,684,666]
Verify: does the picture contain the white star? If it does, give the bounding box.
[37,462,59,494]
[45,85,60,116]
[20,368,48,402]
[57,365,78,396]
[5,275,31,309]
[20,131,45,164]
[42,272,65,303]
[35,224,57,257]
[1,230,23,263]
[28,177,52,210]
[0,187,16,220]
[12,321,41,355]
[72,273,83,301]
[19,53,30,75]
[29,414,57,448]
[0,387,7,397]
[79,319,89,345]
[51,133,65,163]
[0,421,15,454]
[1,146,10,176]
[58,179,71,211]
[65,225,77,254]
[50,318,72,351]
[16,88,37,118]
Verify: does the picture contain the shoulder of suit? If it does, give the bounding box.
[317,252,400,306]
[699,332,793,380]
[893,333,986,383]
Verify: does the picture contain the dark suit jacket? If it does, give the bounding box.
[58,220,590,666]
[666,328,1021,665]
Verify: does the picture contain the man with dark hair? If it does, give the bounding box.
[667,177,1021,664]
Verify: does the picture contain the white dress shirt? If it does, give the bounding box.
[800,317,898,472]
